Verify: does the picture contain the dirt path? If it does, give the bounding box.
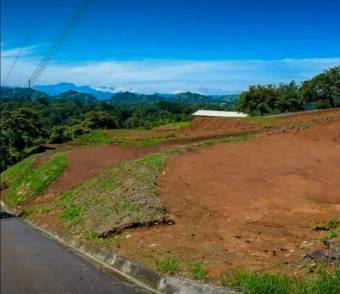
[116,116,340,279]
[45,145,145,195]
[39,141,183,199]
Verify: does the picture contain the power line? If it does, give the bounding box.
[0,0,4,88]
[28,0,90,88]
[28,0,89,87]
[3,34,29,86]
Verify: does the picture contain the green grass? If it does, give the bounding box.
[225,272,291,294]
[136,138,165,148]
[75,121,249,149]
[246,116,276,128]
[76,130,111,144]
[101,125,181,148]
[60,202,81,223]
[314,218,340,231]
[223,270,340,294]
[101,129,160,148]
[154,121,191,130]
[320,230,338,244]
[57,152,168,236]
[187,261,208,281]
[1,154,68,206]
[1,156,33,184]
[156,256,179,274]
[315,218,340,244]
[195,133,252,147]
[167,133,252,154]
[83,229,98,241]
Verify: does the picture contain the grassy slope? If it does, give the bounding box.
[75,122,190,147]
[4,123,338,291]
[57,152,168,237]
[33,133,251,240]
[1,154,68,206]
[75,129,172,147]
[75,130,111,144]
[223,270,340,294]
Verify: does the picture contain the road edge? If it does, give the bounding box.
[1,200,238,294]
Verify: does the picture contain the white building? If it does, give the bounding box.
[192,110,248,118]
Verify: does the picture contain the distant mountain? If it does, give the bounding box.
[110,91,239,105]
[216,94,240,107]
[34,83,113,100]
[56,90,97,103]
[2,84,239,106]
[173,92,216,103]
[110,91,164,104]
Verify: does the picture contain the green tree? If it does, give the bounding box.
[276,81,304,112]
[0,108,43,171]
[83,111,117,129]
[49,125,71,143]
[301,66,340,108]
[237,85,280,115]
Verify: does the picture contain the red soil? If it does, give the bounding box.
[187,116,259,134]
[40,108,340,198]
[25,108,340,279]
[187,108,340,136]
[116,113,340,278]
[46,145,144,195]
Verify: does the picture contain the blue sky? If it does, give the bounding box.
[1,0,340,94]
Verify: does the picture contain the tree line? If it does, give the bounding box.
[237,66,340,115]
[0,90,225,171]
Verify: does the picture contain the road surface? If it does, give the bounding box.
[1,213,151,294]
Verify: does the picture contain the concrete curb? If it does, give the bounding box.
[158,278,239,294]
[24,220,160,293]
[1,201,239,294]
[0,200,18,215]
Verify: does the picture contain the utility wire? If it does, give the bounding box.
[28,0,90,87]
[28,0,89,87]
[3,34,30,85]
[0,0,4,88]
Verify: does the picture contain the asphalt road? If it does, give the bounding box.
[0,213,151,294]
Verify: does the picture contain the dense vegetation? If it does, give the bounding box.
[238,66,340,115]
[0,89,228,171]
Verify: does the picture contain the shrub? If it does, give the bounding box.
[156,256,179,274]
[187,261,208,281]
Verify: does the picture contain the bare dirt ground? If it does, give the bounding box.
[114,111,340,279]
[39,108,340,199]
[47,145,143,195]
[186,107,340,136]
[17,108,340,281]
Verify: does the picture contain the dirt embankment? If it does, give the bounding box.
[117,113,340,277]
[38,108,340,199]
[18,108,340,279]
[187,107,340,135]
[46,146,141,195]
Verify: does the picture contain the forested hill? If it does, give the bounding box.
[109,91,238,105]
[0,87,49,100]
[0,86,239,106]
[1,87,229,172]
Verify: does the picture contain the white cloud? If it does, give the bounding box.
[1,44,40,58]
[1,45,339,94]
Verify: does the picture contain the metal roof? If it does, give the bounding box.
[192,110,248,118]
